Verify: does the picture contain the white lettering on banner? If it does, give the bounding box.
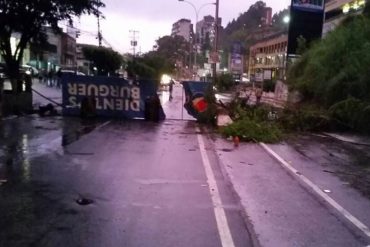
[103,98,114,110]
[68,83,77,95]
[78,84,86,95]
[110,86,119,97]
[100,85,109,97]
[87,84,98,96]
[131,87,140,100]
[96,99,102,110]
[131,100,140,111]
[66,82,142,112]
[120,87,130,98]
[68,96,77,106]
[93,98,141,112]
[67,83,141,98]
[116,99,124,111]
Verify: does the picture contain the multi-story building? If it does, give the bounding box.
[61,32,77,68]
[323,0,366,35]
[171,19,193,42]
[248,32,288,81]
[76,44,94,75]
[196,15,222,51]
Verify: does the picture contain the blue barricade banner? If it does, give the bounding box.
[62,74,165,120]
[182,81,212,119]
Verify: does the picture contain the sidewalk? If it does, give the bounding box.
[32,79,63,110]
[212,136,370,246]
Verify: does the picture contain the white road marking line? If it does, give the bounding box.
[96,120,111,130]
[260,142,370,240]
[196,127,235,247]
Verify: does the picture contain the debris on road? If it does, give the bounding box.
[76,197,94,206]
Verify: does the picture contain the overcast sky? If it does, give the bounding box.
[75,0,291,54]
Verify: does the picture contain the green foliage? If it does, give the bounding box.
[221,118,282,143]
[263,80,276,92]
[221,104,283,143]
[329,98,370,133]
[155,35,191,69]
[141,52,174,79]
[82,45,123,76]
[278,105,331,132]
[127,35,190,80]
[287,13,370,133]
[0,0,103,91]
[126,60,156,80]
[215,73,234,91]
[296,35,307,55]
[287,15,370,106]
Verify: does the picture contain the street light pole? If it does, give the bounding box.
[212,0,219,83]
[178,0,216,76]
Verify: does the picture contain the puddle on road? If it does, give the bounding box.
[62,121,101,146]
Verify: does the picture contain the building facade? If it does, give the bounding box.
[196,15,222,51]
[323,0,366,35]
[61,32,77,68]
[171,19,193,42]
[248,33,288,81]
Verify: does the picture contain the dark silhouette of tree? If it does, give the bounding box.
[0,0,104,93]
[82,45,123,76]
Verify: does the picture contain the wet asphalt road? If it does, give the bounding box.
[1,83,370,246]
[0,115,252,247]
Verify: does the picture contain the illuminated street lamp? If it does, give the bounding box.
[283,15,290,23]
[178,0,216,72]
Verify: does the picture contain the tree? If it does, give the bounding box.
[287,14,370,133]
[155,35,191,68]
[0,0,104,93]
[82,45,123,76]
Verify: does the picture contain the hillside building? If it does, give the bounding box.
[324,0,366,35]
[171,19,193,42]
[248,32,288,81]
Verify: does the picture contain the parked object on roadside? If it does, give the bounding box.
[145,94,163,122]
[39,103,57,117]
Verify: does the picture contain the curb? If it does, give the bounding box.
[207,134,261,247]
[322,132,370,147]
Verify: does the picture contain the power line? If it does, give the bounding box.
[60,23,115,50]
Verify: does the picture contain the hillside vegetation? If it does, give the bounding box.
[287,11,370,133]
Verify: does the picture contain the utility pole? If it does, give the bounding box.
[97,1,102,47]
[178,0,216,78]
[129,30,139,58]
[212,0,219,83]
